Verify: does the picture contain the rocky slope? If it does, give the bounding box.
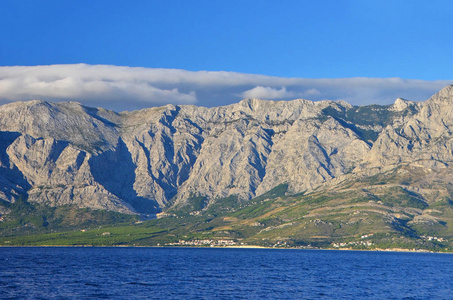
[0,86,452,215]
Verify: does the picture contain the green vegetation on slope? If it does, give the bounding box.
[321,103,419,142]
[0,196,138,237]
[2,165,453,252]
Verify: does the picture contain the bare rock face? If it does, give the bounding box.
[0,85,452,214]
[365,85,453,169]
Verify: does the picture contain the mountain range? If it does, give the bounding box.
[2,85,453,249]
[0,85,452,213]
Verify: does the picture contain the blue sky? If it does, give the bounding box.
[0,0,452,111]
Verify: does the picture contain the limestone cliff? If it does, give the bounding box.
[0,85,452,214]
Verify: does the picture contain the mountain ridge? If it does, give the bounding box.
[0,85,452,217]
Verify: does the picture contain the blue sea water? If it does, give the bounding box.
[1,247,453,299]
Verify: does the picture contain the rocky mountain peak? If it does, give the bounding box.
[392,98,415,111]
[431,84,453,100]
[1,86,453,215]
[413,84,453,129]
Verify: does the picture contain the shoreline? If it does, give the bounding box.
[1,244,451,254]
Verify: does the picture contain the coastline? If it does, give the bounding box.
[1,244,451,254]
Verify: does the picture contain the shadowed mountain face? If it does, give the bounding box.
[0,86,452,215]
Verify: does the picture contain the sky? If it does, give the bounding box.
[0,0,452,111]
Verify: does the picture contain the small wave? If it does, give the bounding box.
[127,281,158,286]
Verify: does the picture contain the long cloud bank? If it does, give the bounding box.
[0,64,451,112]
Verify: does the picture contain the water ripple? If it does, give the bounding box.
[1,248,453,299]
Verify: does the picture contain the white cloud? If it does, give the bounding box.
[242,86,294,99]
[0,65,198,111]
[303,88,321,97]
[0,64,451,111]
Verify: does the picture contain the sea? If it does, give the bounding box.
[1,247,452,299]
